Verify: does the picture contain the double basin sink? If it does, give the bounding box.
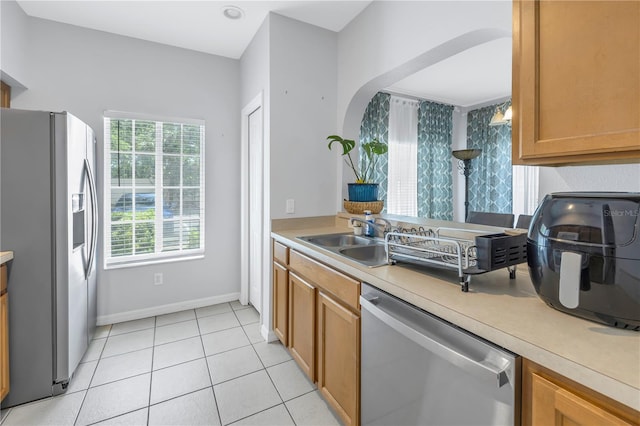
[297,233,388,267]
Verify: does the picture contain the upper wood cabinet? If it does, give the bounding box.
[512,0,640,165]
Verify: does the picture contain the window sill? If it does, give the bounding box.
[104,252,205,270]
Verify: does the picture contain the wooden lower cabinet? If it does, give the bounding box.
[0,293,7,401]
[272,261,288,345]
[288,272,316,381]
[0,81,10,109]
[273,242,361,425]
[1,263,8,401]
[317,291,360,426]
[523,359,639,426]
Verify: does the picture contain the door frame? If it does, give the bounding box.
[240,92,266,309]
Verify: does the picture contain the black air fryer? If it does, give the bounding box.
[527,192,640,330]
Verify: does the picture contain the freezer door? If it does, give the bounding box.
[53,112,89,385]
[85,124,98,342]
[1,108,56,407]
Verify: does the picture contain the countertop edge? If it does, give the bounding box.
[271,229,640,412]
[0,251,14,265]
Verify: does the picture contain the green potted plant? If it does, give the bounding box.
[326,135,388,202]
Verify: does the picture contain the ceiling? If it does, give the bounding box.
[16,1,511,107]
[17,1,371,59]
[386,37,512,108]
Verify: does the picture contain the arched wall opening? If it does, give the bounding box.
[337,28,511,210]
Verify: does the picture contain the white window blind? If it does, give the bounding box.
[103,112,205,267]
[387,96,419,216]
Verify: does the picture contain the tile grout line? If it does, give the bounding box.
[238,310,300,425]
[261,358,321,425]
[84,408,145,426]
[146,315,157,426]
[73,324,112,426]
[235,307,327,425]
[88,327,266,389]
[212,304,292,426]
[196,305,223,425]
[223,401,284,426]
[0,401,11,424]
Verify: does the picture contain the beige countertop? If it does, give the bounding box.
[272,219,640,412]
[0,251,14,265]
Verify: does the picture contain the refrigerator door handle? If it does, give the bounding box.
[84,158,98,279]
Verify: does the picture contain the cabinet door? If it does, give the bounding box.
[288,272,315,381]
[513,0,640,165]
[272,262,288,346]
[317,291,360,426]
[523,360,639,426]
[0,81,10,109]
[531,372,633,426]
[1,292,9,401]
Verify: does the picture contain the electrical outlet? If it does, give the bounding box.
[286,199,295,214]
[154,273,163,286]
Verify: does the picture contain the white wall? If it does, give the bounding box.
[241,18,270,108]
[239,13,338,340]
[0,3,26,262]
[337,1,511,132]
[269,14,338,219]
[0,0,29,90]
[539,164,640,198]
[5,14,242,323]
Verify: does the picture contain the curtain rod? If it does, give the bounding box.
[380,90,426,102]
[380,90,458,107]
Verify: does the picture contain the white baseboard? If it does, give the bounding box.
[261,324,278,343]
[97,292,241,326]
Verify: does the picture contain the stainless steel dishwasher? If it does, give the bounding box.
[360,283,520,426]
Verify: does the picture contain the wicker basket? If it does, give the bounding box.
[343,199,384,214]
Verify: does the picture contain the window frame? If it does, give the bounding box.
[103,111,205,269]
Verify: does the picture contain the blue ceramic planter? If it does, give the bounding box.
[348,183,379,202]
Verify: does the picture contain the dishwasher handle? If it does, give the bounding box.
[360,295,511,388]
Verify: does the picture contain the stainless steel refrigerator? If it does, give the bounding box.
[1,108,98,407]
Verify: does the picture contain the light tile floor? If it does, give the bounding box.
[0,301,341,426]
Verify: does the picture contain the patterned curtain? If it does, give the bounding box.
[360,92,390,207]
[417,101,454,220]
[466,101,512,213]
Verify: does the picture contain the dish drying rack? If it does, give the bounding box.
[384,226,528,292]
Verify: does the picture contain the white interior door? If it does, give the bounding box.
[248,106,263,312]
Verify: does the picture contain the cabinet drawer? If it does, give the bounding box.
[273,241,289,266]
[289,250,360,311]
[1,265,6,295]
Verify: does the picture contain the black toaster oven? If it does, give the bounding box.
[527,192,640,330]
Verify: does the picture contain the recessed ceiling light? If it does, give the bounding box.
[222,5,245,20]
